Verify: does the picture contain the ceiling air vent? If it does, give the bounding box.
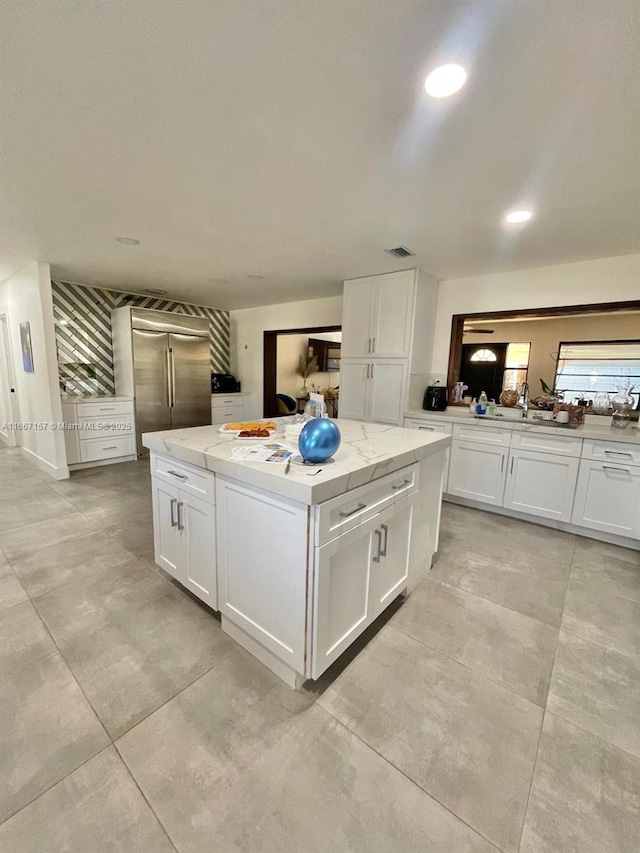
[385,246,415,259]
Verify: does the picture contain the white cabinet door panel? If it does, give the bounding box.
[312,518,377,679]
[572,461,640,539]
[369,360,408,425]
[503,449,579,522]
[152,478,182,580]
[370,499,413,617]
[339,359,370,421]
[370,271,415,358]
[181,492,217,609]
[341,279,375,357]
[448,440,508,506]
[216,477,309,672]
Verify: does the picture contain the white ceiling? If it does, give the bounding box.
[1,0,639,310]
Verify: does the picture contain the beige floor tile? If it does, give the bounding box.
[429,546,569,626]
[0,512,100,563]
[562,578,640,657]
[0,747,176,852]
[0,600,57,675]
[106,519,155,558]
[547,629,640,758]
[572,534,640,567]
[569,549,640,603]
[521,713,640,853]
[0,653,109,823]
[318,625,542,853]
[0,489,76,533]
[392,578,557,705]
[0,562,28,611]
[118,650,498,853]
[11,531,136,597]
[34,561,235,737]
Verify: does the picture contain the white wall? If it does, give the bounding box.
[0,260,69,478]
[230,295,343,418]
[432,254,640,376]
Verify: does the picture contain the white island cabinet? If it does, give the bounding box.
[144,419,449,687]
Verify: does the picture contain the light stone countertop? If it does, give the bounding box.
[142,418,451,505]
[404,408,640,445]
[60,394,134,402]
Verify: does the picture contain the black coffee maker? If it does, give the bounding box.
[423,383,448,411]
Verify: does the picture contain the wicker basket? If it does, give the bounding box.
[499,389,519,407]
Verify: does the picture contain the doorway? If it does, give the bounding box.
[263,326,341,418]
[0,312,18,446]
[460,343,508,402]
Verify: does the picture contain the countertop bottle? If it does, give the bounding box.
[476,391,488,415]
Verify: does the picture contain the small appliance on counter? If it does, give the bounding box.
[211,372,241,393]
[423,382,448,411]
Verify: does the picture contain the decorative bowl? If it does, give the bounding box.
[499,389,519,407]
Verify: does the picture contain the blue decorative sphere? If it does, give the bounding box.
[298,419,341,464]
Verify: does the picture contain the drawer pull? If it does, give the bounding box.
[373,528,383,563]
[602,465,630,473]
[168,469,188,480]
[339,502,367,518]
[392,479,411,490]
[170,497,178,527]
[102,445,118,451]
[418,426,434,431]
[604,450,633,458]
[98,407,115,411]
[177,501,185,531]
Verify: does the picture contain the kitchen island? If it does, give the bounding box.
[143,419,450,687]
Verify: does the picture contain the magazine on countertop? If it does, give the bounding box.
[231,443,294,464]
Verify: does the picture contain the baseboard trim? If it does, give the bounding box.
[19,446,70,481]
[68,454,137,471]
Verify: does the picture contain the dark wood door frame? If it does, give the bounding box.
[447,300,640,404]
[263,325,342,417]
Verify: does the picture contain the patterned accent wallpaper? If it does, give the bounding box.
[52,281,230,395]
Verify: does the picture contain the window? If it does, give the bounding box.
[469,348,497,362]
[554,341,640,406]
[502,342,531,392]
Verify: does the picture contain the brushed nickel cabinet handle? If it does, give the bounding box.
[510,457,514,475]
[392,479,411,490]
[339,502,367,518]
[102,445,118,451]
[501,456,505,473]
[372,337,376,352]
[170,497,178,527]
[380,523,388,557]
[604,450,632,457]
[602,465,630,473]
[167,470,188,480]
[177,501,185,531]
[373,528,382,563]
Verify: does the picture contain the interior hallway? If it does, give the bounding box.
[0,445,638,852]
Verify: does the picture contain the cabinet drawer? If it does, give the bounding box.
[211,405,243,424]
[79,435,136,463]
[581,438,640,465]
[452,423,512,446]
[152,452,216,502]
[404,418,452,434]
[76,414,134,441]
[211,396,243,408]
[76,401,133,418]
[510,429,582,457]
[315,463,419,546]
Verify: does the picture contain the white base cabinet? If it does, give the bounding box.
[572,459,640,538]
[152,476,217,609]
[404,418,452,492]
[447,440,509,507]
[503,448,579,522]
[311,496,414,679]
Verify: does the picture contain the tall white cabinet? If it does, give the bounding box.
[340,269,439,426]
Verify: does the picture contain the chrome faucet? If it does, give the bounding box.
[520,382,530,418]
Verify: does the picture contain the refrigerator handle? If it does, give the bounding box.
[166,348,174,408]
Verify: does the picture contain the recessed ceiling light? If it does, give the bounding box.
[504,210,533,224]
[424,64,467,98]
[116,236,140,245]
[247,274,264,280]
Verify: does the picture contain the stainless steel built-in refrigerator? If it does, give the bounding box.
[112,307,211,454]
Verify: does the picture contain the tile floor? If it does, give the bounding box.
[0,444,638,852]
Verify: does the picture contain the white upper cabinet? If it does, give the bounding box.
[339,358,409,425]
[342,270,416,359]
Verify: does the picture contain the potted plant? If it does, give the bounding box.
[531,378,561,410]
[295,351,319,399]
